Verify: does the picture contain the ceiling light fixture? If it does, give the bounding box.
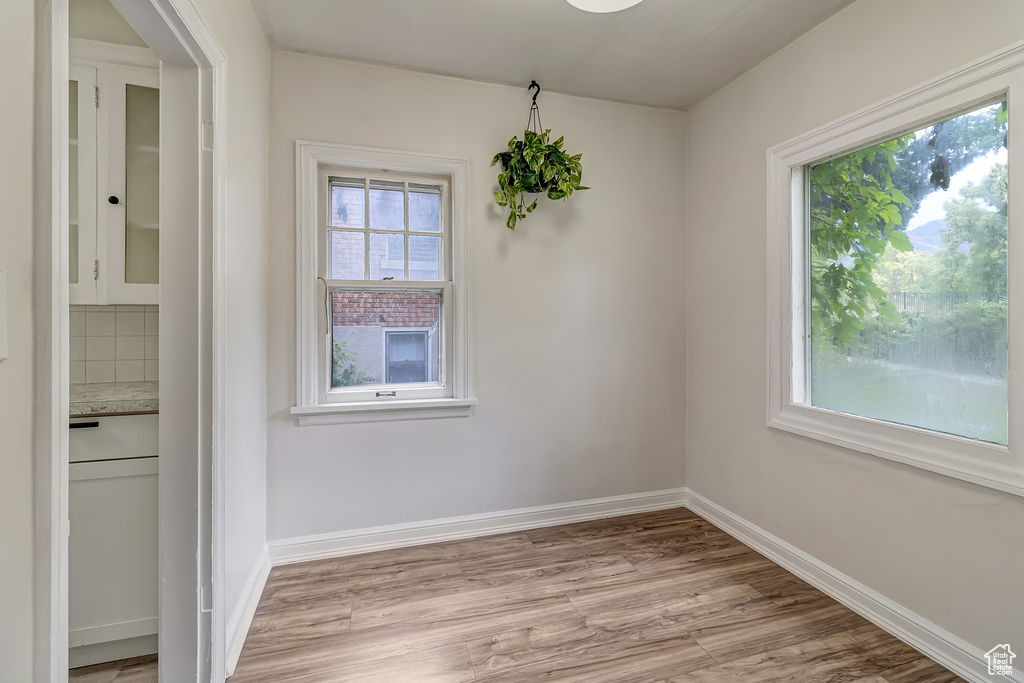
[565,0,644,13]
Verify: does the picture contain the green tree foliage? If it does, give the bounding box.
[823,162,1009,379]
[810,103,1007,344]
[873,247,944,294]
[839,301,1006,377]
[332,340,377,387]
[809,138,912,344]
[940,163,1007,301]
[888,103,1007,225]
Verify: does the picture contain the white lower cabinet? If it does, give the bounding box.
[69,416,158,667]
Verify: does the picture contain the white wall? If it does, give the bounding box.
[70,0,145,46]
[267,52,687,540]
[0,1,36,679]
[189,0,271,637]
[685,0,1024,653]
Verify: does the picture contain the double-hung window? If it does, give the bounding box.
[324,172,449,402]
[293,143,472,424]
[767,44,1024,496]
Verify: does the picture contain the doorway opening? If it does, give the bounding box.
[36,0,227,680]
[66,9,160,672]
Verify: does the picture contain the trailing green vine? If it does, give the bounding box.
[493,130,587,230]
[492,82,588,229]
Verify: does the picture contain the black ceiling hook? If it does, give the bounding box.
[529,80,541,105]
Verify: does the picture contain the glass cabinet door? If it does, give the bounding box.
[124,83,159,285]
[69,66,97,303]
[105,66,160,303]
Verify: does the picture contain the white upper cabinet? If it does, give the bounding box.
[70,40,160,305]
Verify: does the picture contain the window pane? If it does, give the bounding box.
[808,101,1007,444]
[409,235,441,281]
[409,187,441,232]
[387,332,428,383]
[330,289,441,387]
[387,332,426,361]
[330,231,365,280]
[369,232,405,280]
[331,183,364,228]
[369,181,404,230]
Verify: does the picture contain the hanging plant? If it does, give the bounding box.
[492,82,588,229]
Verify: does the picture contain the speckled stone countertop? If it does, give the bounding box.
[70,381,159,417]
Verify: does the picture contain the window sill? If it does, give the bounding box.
[768,402,1024,498]
[290,398,476,426]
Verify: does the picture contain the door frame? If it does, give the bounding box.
[34,0,228,680]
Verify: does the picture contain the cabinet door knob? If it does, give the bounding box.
[108,195,120,205]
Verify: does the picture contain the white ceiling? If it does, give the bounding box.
[249,0,853,110]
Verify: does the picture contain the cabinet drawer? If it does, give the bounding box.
[69,414,158,462]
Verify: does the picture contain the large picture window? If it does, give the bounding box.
[808,101,1008,444]
[766,43,1024,497]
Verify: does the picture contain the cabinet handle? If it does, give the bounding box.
[69,421,100,429]
[107,195,120,205]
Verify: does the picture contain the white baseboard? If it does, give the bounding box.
[683,488,1016,683]
[69,634,158,669]
[225,544,271,677]
[268,488,687,565]
[68,616,157,648]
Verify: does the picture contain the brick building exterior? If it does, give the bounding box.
[332,291,440,328]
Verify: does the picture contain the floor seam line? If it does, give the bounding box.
[690,631,722,666]
[564,591,587,621]
[464,641,480,680]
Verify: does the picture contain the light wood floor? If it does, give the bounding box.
[69,654,157,682]
[232,507,959,682]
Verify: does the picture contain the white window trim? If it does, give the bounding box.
[767,39,1024,497]
[292,141,474,425]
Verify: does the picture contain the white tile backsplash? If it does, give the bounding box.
[114,360,145,382]
[70,311,85,337]
[72,305,159,383]
[70,361,86,384]
[86,360,116,383]
[85,336,115,361]
[116,336,145,360]
[85,310,115,336]
[116,311,145,336]
[70,336,85,362]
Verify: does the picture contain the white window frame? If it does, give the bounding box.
[767,40,1024,497]
[292,141,474,425]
